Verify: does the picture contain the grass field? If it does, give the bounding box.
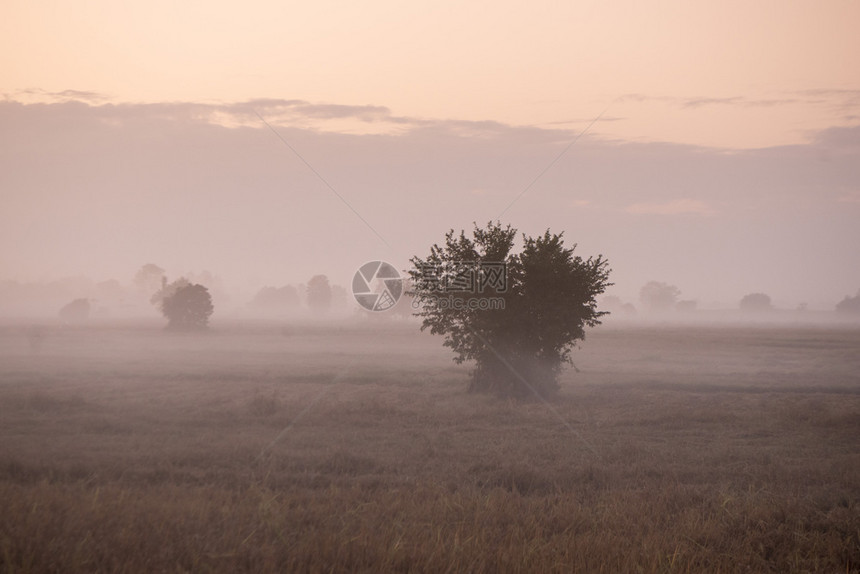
[1,320,858,572]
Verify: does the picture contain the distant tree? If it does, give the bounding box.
[409,222,611,399]
[59,298,90,324]
[835,289,860,315]
[133,264,165,297]
[159,281,213,330]
[739,292,773,312]
[306,275,332,314]
[639,281,681,313]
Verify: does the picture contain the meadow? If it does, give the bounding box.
[1,319,858,572]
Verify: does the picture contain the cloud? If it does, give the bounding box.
[617,93,655,103]
[2,90,599,141]
[681,97,744,109]
[0,92,412,133]
[684,96,801,109]
[626,199,716,216]
[3,88,109,104]
[619,92,802,109]
[543,116,625,127]
[228,99,395,122]
[796,88,860,107]
[813,125,860,148]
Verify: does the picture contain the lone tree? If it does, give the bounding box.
[306,274,332,314]
[157,280,213,330]
[409,222,611,399]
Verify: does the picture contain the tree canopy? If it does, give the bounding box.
[409,222,611,399]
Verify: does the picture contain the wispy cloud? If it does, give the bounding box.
[681,97,744,109]
[796,88,860,105]
[3,88,110,104]
[619,93,800,109]
[681,96,800,109]
[229,99,397,122]
[542,116,625,126]
[619,89,860,113]
[1,91,419,133]
[627,198,716,216]
[1,90,609,142]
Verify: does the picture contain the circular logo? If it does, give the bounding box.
[352,261,403,312]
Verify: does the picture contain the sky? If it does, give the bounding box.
[1,0,859,309]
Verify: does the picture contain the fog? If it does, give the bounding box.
[2,99,859,315]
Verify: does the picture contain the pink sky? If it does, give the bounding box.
[1,1,859,309]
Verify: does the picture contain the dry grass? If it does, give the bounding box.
[0,321,858,572]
